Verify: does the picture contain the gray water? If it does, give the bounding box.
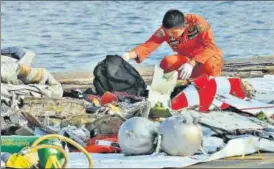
[1,1,274,72]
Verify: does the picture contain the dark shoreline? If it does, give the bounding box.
[51,56,274,92]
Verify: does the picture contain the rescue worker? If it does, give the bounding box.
[123,9,224,80]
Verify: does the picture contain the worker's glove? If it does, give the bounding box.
[122,52,131,62]
[178,63,194,80]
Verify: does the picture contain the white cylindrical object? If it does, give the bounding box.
[159,115,203,156]
[118,117,159,155]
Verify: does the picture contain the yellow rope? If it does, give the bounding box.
[25,144,68,168]
[31,134,93,168]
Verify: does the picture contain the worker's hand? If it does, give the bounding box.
[178,63,194,80]
[122,51,138,61]
[122,52,131,61]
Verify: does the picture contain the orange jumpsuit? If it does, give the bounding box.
[131,14,224,78]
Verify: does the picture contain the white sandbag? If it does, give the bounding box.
[1,62,21,85]
[148,65,178,108]
[1,46,35,66]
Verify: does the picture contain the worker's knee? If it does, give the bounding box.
[191,56,223,78]
[203,57,223,76]
[160,54,188,73]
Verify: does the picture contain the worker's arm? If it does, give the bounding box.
[192,16,219,64]
[131,27,166,63]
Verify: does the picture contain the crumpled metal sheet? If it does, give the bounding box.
[118,100,150,119]
[19,97,89,129]
[19,97,87,118]
[85,114,125,137]
[178,110,274,141]
[202,136,225,153]
[182,110,266,132]
[59,126,90,147]
[1,48,64,135]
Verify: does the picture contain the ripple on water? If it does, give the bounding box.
[2,1,274,72]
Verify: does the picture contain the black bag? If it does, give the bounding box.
[93,55,147,96]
